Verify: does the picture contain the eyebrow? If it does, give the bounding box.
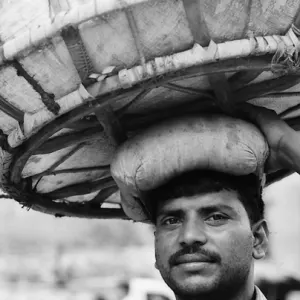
[157,204,238,218]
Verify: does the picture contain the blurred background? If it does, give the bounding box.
[0,174,300,300]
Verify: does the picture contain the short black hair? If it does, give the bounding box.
[144,170,264,225]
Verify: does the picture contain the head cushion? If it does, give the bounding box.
[111,114,269,221]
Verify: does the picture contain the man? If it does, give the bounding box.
[148,169,267,300]
[146,106,297,300]
[111,104,298,300]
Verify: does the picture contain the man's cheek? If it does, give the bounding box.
[222,231,253,261]
[155,238,171,265]
[155,238,167,258]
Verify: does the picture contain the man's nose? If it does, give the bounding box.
[178,216,208,246]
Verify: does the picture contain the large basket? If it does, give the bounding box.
[0,0,300,219]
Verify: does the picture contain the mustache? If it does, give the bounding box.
[169,243,221,266]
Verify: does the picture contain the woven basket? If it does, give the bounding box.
[1,0,300,219]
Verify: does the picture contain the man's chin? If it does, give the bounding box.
[168,269,221,296]
[171,279,219,297]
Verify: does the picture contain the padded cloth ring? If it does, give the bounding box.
[111,114,269,221]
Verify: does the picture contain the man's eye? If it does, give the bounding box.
[206,214,228,225]
[162,217,180,225]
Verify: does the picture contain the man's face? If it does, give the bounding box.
[154,190,256,298]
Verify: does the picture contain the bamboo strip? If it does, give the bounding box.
[116,89,151,116]
[64,118,100,131]
[229,71,264,90]
[91,186,119,206]
[33,166,110,179]
[262,92,300,98]
[280,103,300,118]
[34,127,105,155]
[0,94,24,122]
[25,195,128,219]
[162,83,214,99]
[43,176,116,200]
[32,142,86,180]
[233,75,300,102]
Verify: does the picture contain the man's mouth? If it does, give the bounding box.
[173,254,215,266]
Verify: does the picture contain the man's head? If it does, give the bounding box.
[146,170,269,299]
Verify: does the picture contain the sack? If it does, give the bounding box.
[111,114,269,221]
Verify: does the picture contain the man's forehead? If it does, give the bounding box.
[156,190,243,213]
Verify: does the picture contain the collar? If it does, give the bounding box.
[255,286,267,300]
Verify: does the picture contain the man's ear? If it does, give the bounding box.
[252,219,269,260]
